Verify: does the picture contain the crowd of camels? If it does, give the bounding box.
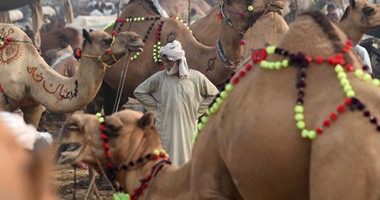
[1,0,380,199]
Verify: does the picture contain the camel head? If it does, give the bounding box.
[81,29,144,68]
[57,110,161,170]
[340,0,380,33]
[220,0,285,31]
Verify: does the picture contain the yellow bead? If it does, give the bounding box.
[266,46,276,54]
[354,69,364,78]
[96,113,102,117]
[343,84,352,92]
[337,72,346,79]
[201,116,208,123]
[154,150,160,155]
[346,90,356,97]
[373,79,380,86]
[282,59,289,67]
[308,130,317,140]
[335,65,343,73]
[98,117,105,123]
[301,129,308,138]
[274,61,282,69]
[197,123,204,130]
[294,105,304,113]
[340,78,349,86]
[363,74,372,82]
[295,113,304,121]
[248,5,254,11]
[296,121,306,129]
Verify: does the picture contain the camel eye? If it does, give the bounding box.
[103,38,113,46]
[363,6,374,16]
[65,124,80,130]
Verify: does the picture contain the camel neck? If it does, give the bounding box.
[338,21,363,44]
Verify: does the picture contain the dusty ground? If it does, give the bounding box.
[39,100,144,200]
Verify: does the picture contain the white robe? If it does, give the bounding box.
[134,69,219,166]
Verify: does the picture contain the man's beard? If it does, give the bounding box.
[165,64,179,76]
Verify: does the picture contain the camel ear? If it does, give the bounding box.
[82,29,92,44]
[350,0,356,9]
[137,112,155,129]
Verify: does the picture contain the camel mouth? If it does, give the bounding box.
[57,143,84,165]
[127,44,144,53]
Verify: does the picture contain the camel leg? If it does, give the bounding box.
[20,104,44,128]
[102,82,128,115]
[87,83,105,114]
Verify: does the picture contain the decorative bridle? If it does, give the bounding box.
[194,38,380,144]
[216,0,258,70]
[73,32,125,70]
[96,113,171,200]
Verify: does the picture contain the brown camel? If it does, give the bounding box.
[89,0,285,115]
[0,23,144,127]
[339,0,380,44]
[40,27,81,63]
[159,0,212,20]
[190,1,289,53]
[58,11,380,199]
[0,112,57,200]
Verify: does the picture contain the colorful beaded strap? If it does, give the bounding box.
[194,39,380,144]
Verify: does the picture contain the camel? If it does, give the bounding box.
[159,0,213,21]
[0,112,57,200]
[88,0,285,115]
[40,27,81,63]
[339,0,380,45]
[58,10,380,199]
[190,2,289,54]
[0,23,144,127]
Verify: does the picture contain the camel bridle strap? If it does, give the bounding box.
[216,39,243,70]
[95,113,171,193]
[80,35,122,70]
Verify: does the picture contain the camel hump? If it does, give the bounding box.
[279,10,346,57]
[0,23,31,42]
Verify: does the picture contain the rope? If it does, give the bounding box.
[72,166,77,200]
[112,52,132,113]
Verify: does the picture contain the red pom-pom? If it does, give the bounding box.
[106,49,111,54]
[216,13,222,20]
[345,64,354,72]
[101,134,107,139]
[111,31,118,35]
[107,162,113,167]
[103,143,109,148]
[153,155,159,160]
[142,182,148,189]
[246,63,252,71]
[323,120,330,127]
[330,112,338,121]
[99,124,106,131]
[232,77,239,84]
[146,174,152,180]
[316,127,324,134]
[130,195,136,200]
[306,55,312,63]
[238,70,246,77]
[315,56,323,64]
[105,150,111,158]
[344,98,352,106]
[337,105,345,113]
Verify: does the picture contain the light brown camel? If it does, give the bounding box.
[0,23,144,127]
[190,1,289,53]
[89,0,285,115]
[58,11,380,199]
[0,112,57,200]
[339,0,380,44]
[159,0,212,20]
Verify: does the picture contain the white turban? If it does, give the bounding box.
[159,40,190,77]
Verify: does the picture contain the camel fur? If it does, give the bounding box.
[88,0,285,115]
[58,11,380,199]
[0,23,144,127]
[190,1,289,54]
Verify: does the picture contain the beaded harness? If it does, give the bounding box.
[96,113,171,200]
[194,39,380,144]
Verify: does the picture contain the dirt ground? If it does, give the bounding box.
[38,100,144,200]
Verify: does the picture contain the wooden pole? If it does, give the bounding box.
[188,0,191,25]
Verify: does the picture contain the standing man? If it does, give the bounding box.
[134,40,219,166]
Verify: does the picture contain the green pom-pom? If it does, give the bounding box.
[308,130,317,140]
[225,84,233,92]
[340,78,349,86]
[266,46,276,54]
[210,107,216,114]
[363,74,372,82]
[113,193,130,200]
[354,69,364,78]
[301,129,308,138]
[373,79,380,86]
[337,72,346,79]
[274,61,282,69]
[216,97,223,104]
[260,60,268,68]
[346,90,356,97]
[296,121,306,129]
[220,91,228,99]
[335,65,344,73]
[201,116,209,123]
[98,117,105,123]
[294,113,304,121]
[343,84,352,92]
[294,105,304,113]
[96,113,102,117]
[247,5,254,11]
[282,59,289,67]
